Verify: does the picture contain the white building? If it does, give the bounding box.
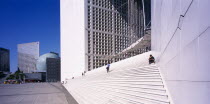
[61,0,210,103]
[152,0,210,104]
[60,0,149,81]
[18,42,39,73]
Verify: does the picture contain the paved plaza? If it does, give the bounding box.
[0,83,78,104]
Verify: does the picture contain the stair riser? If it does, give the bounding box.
[81,82,164,89]
[104,78,162,81]
[82,85,166,94]
[65,65,171,104]
[76,85,169,104]
[79,85,168,100]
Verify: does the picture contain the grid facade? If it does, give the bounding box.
[46,58,60,82]
[18,42,39,73]
[0,48,10,72]
[85,0,146,71]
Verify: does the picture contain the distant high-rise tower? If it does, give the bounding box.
[46,57,61,82]
[61,0,150,80]
[0,48,10,72]
[18,42,39,73]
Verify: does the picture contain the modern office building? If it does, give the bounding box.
[46,58,60,82]
[0,48,10,72]
[18,42,39,73]
[61,0,150,80]
[36,52,60,82]
[36,52,59,72]
[61,0,210,103]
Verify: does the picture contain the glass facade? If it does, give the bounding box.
[85,0,147,71]
[0,48,10,72]
[46,58,60,82]
[60,0,151,80]
[36,52,59,72]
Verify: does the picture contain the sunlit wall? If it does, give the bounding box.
[60,0,85,81]
[18,42,39,73]
[151,0,210,104]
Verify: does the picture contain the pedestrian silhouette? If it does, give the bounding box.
[149,54,155,64]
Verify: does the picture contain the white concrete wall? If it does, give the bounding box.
[60,0,85,81]
[151,0,210,104]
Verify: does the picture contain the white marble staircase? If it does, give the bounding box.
[64,65,171,104]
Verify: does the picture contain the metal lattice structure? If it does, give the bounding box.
[85,0,151,71]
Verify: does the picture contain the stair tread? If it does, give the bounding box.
[77,85,170,104]
[65,65,171,104]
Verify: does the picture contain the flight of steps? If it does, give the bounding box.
[65,65,171,104]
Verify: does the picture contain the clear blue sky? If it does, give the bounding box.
[0,0,60,72]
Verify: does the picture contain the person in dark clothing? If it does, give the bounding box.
[149,54,155,64]
[106,63,110,73]
[82,71,86,76]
